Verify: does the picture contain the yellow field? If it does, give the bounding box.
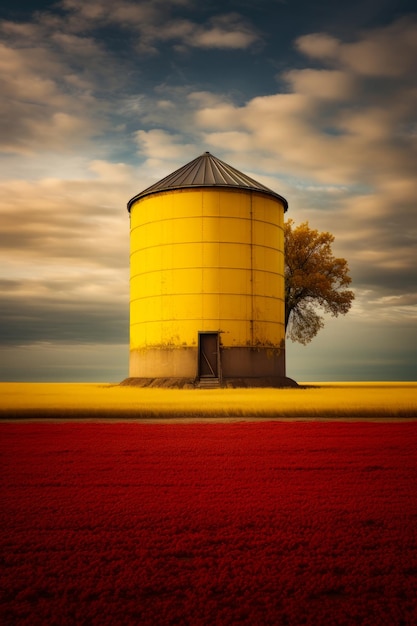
[0,382,416,419]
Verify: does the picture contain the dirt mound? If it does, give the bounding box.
[119,377,196,388]
[120,376,299,388]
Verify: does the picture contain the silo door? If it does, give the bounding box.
[198,332,219,378]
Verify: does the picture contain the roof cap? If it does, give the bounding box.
[127,151,288,211]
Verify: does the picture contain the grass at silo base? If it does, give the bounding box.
[0,382,416,419]
[1,421,417,625]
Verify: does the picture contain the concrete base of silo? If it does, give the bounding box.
[129,347,198,379]
[221,346,286,378]
[125,345,297,388]
[129,346,286,377]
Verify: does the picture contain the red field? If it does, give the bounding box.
[1,422,417,625]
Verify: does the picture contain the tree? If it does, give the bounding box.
[284,219,354,345]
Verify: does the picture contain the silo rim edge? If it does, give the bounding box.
[127,185,288,212]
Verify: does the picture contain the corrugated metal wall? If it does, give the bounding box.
[130,187,285,356]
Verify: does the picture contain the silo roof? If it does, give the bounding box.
[127,152,288,211]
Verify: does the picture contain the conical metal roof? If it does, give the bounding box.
[127,152,288,211]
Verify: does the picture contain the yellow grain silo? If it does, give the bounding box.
[127,152,295,387]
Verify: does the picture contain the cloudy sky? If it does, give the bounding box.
[0,0,416,382]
